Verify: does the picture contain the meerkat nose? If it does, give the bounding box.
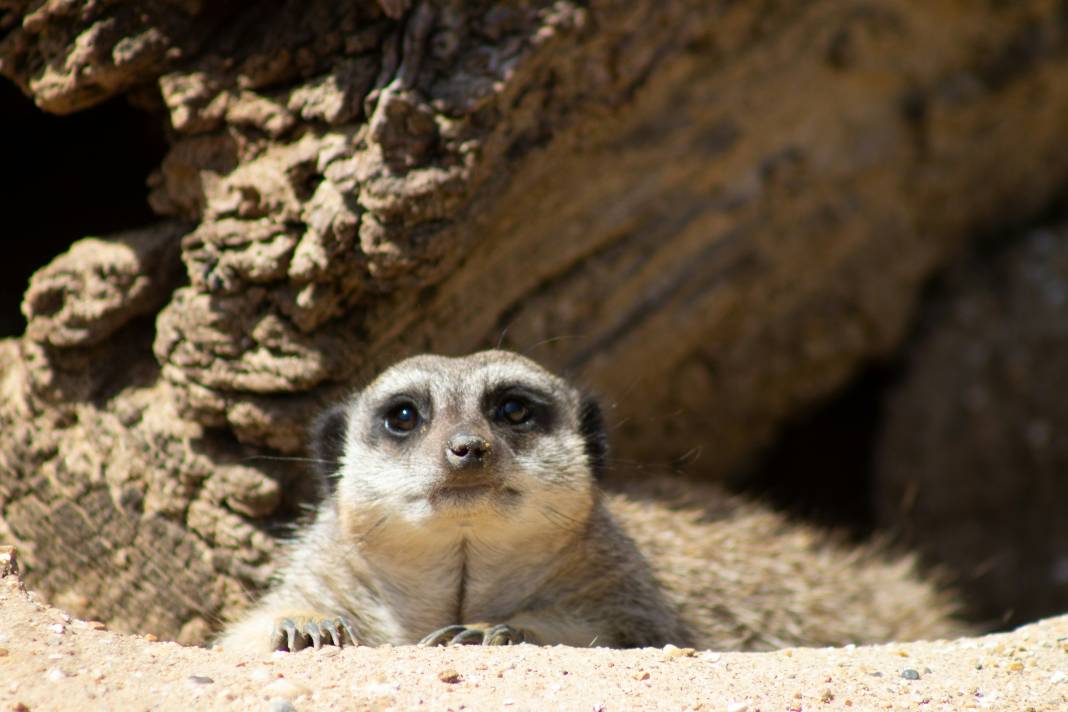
[445,433,491,469]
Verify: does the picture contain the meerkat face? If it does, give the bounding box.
[319,351,606,533]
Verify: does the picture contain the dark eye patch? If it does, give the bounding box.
[498,397,532,425]
[370,391,431,442]
[485,384,556,431]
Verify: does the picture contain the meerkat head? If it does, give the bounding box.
[311,350,607,534]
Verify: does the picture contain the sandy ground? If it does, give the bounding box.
[1,560,1066,711]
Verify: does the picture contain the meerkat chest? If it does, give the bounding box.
[459,568,539,622]
[456,535,563,621]
[364,536,466,642]
[366,532,558,641]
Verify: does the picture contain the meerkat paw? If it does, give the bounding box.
[269,613,359,651]
[419,623,528,646]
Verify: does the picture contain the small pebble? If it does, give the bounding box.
[901,669,921,680]
[11,703,29,712]
[45,668,69,682]
[662,644,697,659]
[143,634,159,642]
[1050,671,1067,684]
[0,648,8,657]
[726,703,748,712]
[437,669,463,684]
[267,699,297,712]
[48,624,65,635]
[188,675,214,685]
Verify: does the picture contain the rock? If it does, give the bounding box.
[22,224,184,349]
[0,546,19,579]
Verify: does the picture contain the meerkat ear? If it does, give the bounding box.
[309,401,350,496]
[578,394,608,480]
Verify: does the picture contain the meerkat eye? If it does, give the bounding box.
[384,401,420,435]
[497,397,533,426]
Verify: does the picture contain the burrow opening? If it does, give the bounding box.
[0,81,167,337]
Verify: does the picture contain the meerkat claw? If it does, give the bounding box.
[319,617,358,648]
[483,624,525,645]
[451,628,486,645]
[420,623,527,646]
[271,615,359,651]
[419,624,469,646]
[303,621,323,649]
[277,618,302,651]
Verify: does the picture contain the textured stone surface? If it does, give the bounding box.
[874,225,1068,626]
[21,223,184,347]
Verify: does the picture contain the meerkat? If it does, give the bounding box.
[219,350,693,652]
[219,350,966,654]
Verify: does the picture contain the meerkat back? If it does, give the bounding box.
[609,475,968,650]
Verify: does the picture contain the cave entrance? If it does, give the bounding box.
[0,81,167,337]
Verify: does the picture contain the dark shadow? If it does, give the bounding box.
[727,363,902,540]
[0,80,167,337]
